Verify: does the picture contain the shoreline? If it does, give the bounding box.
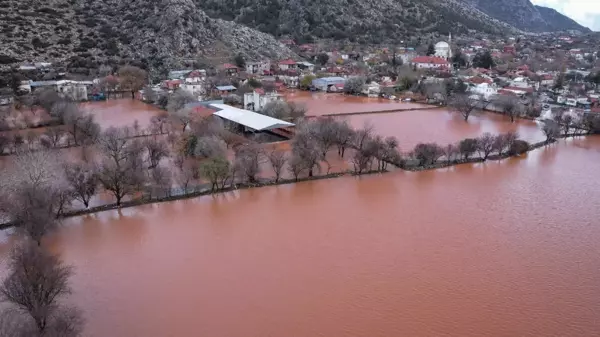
[1,132,594,230]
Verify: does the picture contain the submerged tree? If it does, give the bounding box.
[449,93,480,121]
[0,242,83,336]
[118,65,147,99]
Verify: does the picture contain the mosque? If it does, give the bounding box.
[434,33,453,60]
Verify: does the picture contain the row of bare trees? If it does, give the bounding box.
[409,131,527,167]
[541,109,600,142]
[0,151,83,336]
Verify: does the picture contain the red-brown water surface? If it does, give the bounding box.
[2,137,600,337]
[81,99,164,129]
[285,91,428,116]
[345,109,546,150]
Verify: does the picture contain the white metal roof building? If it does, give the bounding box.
[208,103,294,131]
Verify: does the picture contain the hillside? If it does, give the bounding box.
[0,0,296,74]
[199,0,519,43]
[534,5,591,32]
[461,0,590,32]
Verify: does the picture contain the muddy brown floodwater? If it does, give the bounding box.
[285,91,429,116]
[81,99,164,129]
[345,109,547,150]
[2,137,600,337]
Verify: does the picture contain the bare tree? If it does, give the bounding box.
[167,90,197,132]
[143,85,158,103]
[344,76,366,95]
[149,115,169,135]
[353,122,374,150]
[143,138,169,169]
[411,143,443,166]
[42,127,65,148]
[459,138,478,160]
[194,136,227,159]
[234,143,263,183]
[291,129,322,177]
[380,136,401,170]
[49,101,78,124]
[476,133,495,159]
[492,131,518,156]
[495,95,521,122]
[118,65,147,99]
[443,143,459,164]
[97,127,146,206]
[542,120,560,141]
[449,93,479,121]
[287,154,306,181]
[175,160,199,194]
[1,242,83,336]
[200,157,231,192]
[352,148,373,174]
[0,135,9,154]
[63,162,99,208]
[34,88,61,113]
[261,100,291,119]
[25,131,37,150]
[268,149,287,183]
[333,120,354,158]
[149,166,172,198]
[62,107,100,146]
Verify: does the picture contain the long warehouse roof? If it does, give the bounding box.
[209,103,295,131]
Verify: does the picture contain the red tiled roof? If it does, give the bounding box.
[411,56,448,65]
[254,88,265,95]
[279,59,297,65]
[222,63,238,69]
[469,76,493,84]
[504,86,534,93]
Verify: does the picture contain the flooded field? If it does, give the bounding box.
[344,109,546,150]
[285,91,428,116]
[1,97,600,337]
[81,99,164,129]
[1,137,600,337]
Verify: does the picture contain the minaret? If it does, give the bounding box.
[448,32,452,59]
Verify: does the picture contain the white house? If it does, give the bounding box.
[246,61,271,75]
[469,83,498,100]
[244,89,282,112]
[278,59,297,71]
[410,56,449,69]
[184,69,206,83]
[28,80,91,101]
[361,82,381,98]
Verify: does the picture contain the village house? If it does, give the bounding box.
[410,56,449,70]
[246,61,271,75]
[469,83,498,100]
[221,63,239,76]
[168,69,193,80]
[243,88,282,111]
[184,69,206,83]
[25,80,91,101]
[213,85,237,96]
[539,74,555,87]
[361,82,381,98]
[278,59,297,71]
[312,77,346,92]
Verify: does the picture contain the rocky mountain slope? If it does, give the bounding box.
[461,0,590,32]
[199,0,519,43]
[0,0,296,72]
[534,5,590,32]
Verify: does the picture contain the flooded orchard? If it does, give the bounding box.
[1,138,600,337]
[1,97,600,337]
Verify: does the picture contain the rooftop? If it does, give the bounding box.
[209,104,294,131]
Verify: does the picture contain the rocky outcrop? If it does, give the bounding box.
[460,0,589,32]
[0,0,296,72]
